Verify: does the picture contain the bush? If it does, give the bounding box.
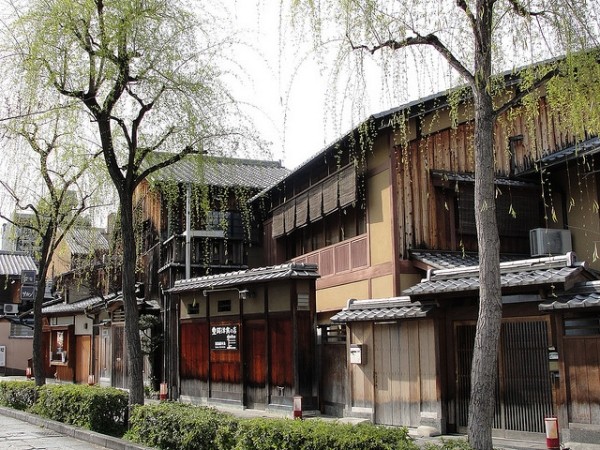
[233,418,419,450]
[0,381,37,410]
[423,439,474,450]
[126,402,238,450]
[30,384,128,436]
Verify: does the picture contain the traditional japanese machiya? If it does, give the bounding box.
[168,263,320,413]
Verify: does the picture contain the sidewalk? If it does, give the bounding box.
[0,376,597,450]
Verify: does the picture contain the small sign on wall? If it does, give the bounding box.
[0,346,5,367]
[210,325,238,350]
[350,344,364,364]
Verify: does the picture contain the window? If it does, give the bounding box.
[49,328,71,365]
[564,316,600,336]
[9,322,33,338]
[217,299,231,312]
[187,301,200,315]
[319,324,346,343]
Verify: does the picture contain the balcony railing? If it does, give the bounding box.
[291,234,368,277]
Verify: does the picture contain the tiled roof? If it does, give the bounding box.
[0,251,37,276]
[64,227,109,256]
[146,154,290,189]
[331,297,434,323]
[42,295,106,314]
[538,136,600,168]
[410,250,528,270]
[403,253,593,297]
[169,263,320,294]
[539,281,600,310]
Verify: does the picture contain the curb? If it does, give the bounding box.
[0,406,154,450]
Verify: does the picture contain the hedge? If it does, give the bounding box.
[0,381,37,410]
[126,402,238,450]
[30,384,129,436]
[233,418,419,450]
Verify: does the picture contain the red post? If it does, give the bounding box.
[159,382,168,400]
[293,395,302,419]
[544,417,560,450]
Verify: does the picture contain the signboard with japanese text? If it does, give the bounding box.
[21,270,36,285]
[20,285,36,302]
[0,346,5,367]
[210,325,239,350]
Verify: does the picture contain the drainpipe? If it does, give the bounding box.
[185,183,191,280]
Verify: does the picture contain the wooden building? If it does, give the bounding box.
[168,262,320,412]
[250,63,600,442]
[0,251,37,375]
[133,155,289,396]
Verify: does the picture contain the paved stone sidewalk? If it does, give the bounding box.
[0,413,108,450]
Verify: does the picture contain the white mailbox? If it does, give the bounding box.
[350,344,364,365]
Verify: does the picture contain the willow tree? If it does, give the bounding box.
[291,1,599,448]
[0,112,99,386]
[5,0,255,405]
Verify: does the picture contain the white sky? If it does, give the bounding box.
[228,1,452,170]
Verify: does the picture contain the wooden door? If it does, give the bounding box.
[455,319,553,433]
[373,322,420,427]
[562,335,600,424]
[244,319,267,407]
[75,335,91,384]
[112,325,128,389]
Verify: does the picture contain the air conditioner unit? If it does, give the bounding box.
[529,228,572,257]
[3,304,18,315]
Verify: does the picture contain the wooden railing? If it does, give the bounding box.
[291,234,369,277]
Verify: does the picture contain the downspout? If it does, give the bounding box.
[185,183,191,280]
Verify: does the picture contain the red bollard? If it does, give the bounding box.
[544,417,560,450]
[159,382,168,400]
[293,395,302,420]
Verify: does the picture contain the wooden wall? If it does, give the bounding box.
[346,318,438,428]
[394,96,583,256]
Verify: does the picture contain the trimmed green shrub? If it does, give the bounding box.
[423,439,474,450]
[125,402,238,450]
[0,381,37,410]
[30,384,128,436]
[233,418,419,450]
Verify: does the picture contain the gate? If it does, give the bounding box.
[455,319,553,433]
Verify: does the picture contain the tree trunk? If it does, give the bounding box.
[119,191,145,406]
[468,2,502,449]
[33,223,53,386]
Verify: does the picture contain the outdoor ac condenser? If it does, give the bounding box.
[3,304,18,315]
[529,228,572,257]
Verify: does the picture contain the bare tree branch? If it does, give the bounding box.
[507,0,547,17]
[494,66,560,118]
[348,32,474,84]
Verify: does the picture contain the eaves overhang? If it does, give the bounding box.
[403,252,595,299]
[168,263,320,294]
[331,297,435,323]
[539,280,600,311]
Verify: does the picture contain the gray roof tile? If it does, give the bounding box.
[169,263,320,294]
[410,250,527,270]
[331,297,434,323]
[146,154,290,189]
[65,227,109,255]
[539,281,600,310]
[0,251,37,276]
[404,253,593,297]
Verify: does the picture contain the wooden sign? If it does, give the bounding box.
[210,325,238,350]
